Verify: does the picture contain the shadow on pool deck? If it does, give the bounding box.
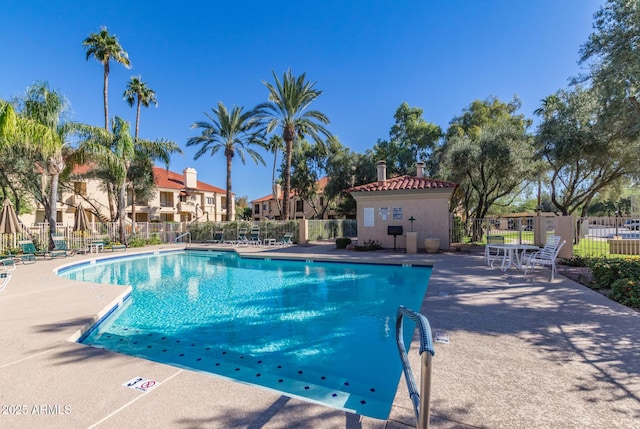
[0,242,639,428]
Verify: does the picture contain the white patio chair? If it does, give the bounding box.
[523,236,566,281]
[485,235,505,266]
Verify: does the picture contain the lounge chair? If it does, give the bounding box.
[2,257,18,271]
[524,236,566,281]
[233,228,249,246]
[248,227,261,245]
[52,237,75,257]
[18,240,50,259]
[0,271,11,291]
[210,230,224,244]
[278,232,294,246]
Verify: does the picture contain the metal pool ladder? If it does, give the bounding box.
[396,305,435,429]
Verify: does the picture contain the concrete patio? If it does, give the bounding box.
[0,243,638,428]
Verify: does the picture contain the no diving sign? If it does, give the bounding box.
[123,377,158,392]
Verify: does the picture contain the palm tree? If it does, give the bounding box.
[82,26,131,130]
[256,69,331,220]
[187,102,266,220]
[82,116,181,243]
[123,76,157,222]
[0,99,56,214]
[267,134,284,218]
[123,76,157,141]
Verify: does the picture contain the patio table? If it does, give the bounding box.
[486,243,540,271]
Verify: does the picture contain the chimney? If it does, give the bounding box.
[184,168,197,189]
[273,183,282,199]
[416,161,425,178]
[377,160,387,183]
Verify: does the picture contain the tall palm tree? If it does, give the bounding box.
[256,69,331,220]
[82,26,131,130]
[267,134,284,218]
[82,116,181,243]
[123,76,157,222]
[187,102,266,220]
[123,76,157,141]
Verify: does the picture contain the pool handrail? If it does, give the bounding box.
[396,305,435,429]
[175,232,191,244]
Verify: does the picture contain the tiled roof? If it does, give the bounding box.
[152,167,226,194]
[349,175,457,192]
[251,177,329,203]
[71,163,226,194]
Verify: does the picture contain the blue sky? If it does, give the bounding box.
[1,0,603,202]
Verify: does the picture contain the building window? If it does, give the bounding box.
[254,204,260,214]
[295,200,303,212]
[74,182,87,196]
[319,197,324,207]
[206,197,214,205]
[179,194,187,203]
[160,192,173,207]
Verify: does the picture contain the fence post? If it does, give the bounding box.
[299,219,309,244]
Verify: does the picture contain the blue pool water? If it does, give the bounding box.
[59,250,430,419]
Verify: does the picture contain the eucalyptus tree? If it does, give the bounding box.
[187,102,266,219]
[579,0,640,115]
[83,26,131,130]
[534,87,640,217]
[438,97,535,239]
[257,69,331,220]
[369,102,442,176]
[81,116,181,243]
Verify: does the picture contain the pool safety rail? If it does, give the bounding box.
[175,232,191,244]
[396,305,435,429]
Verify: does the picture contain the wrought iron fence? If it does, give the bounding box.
[451,216,540,245]
[452,215,640,258]
[307,219,357,241]
[187,220,299,243]
[575,216,640,258]
[0,221,188,254]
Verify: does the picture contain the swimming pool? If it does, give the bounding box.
[59,250,430,419]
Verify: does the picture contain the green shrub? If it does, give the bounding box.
[589,257,640,289]
[609,278,640,308]
[147,233,162,245]
[560,255,590,267]
[335,237,352,249]
[127,235,147,248]
[354,240,382,251]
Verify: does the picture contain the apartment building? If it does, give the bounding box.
[24,165,233,225]
[251,177,338,221]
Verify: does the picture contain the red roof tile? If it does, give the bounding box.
[152,167,226,194]
[251,177,330,203]
[349,175,457,192]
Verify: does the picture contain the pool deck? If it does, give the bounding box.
[0,242,639,428]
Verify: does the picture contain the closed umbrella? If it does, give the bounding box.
[74,204,91,252]
[74,203,90,232]
[0,199,21,234]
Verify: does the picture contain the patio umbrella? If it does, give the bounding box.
[74,203,90,232]
[0,199,21,234]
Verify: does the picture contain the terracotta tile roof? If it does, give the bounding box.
[349,175,457,192]
[251,176,329,203]
[72,162,98,175]
[71,163,226,194]
[152,167,226,194]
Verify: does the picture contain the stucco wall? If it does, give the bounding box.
[352,189,453,251]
